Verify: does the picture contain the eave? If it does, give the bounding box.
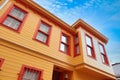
[16,0,75,34]
[72,19,108,43]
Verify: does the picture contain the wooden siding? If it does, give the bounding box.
[0,0,116,80]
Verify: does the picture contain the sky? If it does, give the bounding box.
[34,0,120,64]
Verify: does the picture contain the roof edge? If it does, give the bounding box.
[72,19,108,43]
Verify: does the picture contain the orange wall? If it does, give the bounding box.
[0,43,54,80]
[0,0,115,80]
[0,0,75,65]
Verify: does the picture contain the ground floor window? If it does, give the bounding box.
[18,65,43,80]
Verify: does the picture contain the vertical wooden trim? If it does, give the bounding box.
[0,58,4,68]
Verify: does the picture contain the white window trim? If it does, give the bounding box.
[0,0,9,10]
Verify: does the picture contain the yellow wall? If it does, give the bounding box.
[0,43,54,80]
[0,0,115,80]
[0,0,74,65]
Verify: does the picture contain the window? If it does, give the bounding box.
[0,5,27,32]
[74,34,80,56]
[0,58,4,68]
[99,43,109,65]
[34,21,51,45]
[85,34,96,59]
[60,33,70,55]
[18,65,43,80]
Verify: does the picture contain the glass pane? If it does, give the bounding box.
[86,36,92,46]
[60,43,68,53]
[10,7,25,20]
[39,23,50,33]
[61,35,68,44]
[22,69,39,80]
[36,32,47,43]
[3,16,20,30]
[75,36,78,44]
[99,44,104,54]
[76,45,80,54]
[87,47,92,56]
[101,54,105,63]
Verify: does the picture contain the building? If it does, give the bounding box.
[112,63,120,80]
[0,0,116,80]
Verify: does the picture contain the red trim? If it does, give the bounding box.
[0,4,28,33]
[59,32,71,56]
[74,33,80,57]
[85,33,96,59]
[98,42,110,66]
[0,58,4,68]
[33,20,52,46]
[18,65,44,80]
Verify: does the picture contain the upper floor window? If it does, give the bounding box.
[0,5,27,32]
[0,58,4,68]
[74,34,80,56]
[34,21,51,45]
[60,33,70,55]
[18,65,43,80]
[99,43,109,65]
[85,34,96,59]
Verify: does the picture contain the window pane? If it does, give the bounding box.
[101,54,105,63]
[3,16,20,30]
[75,36,78,44]
[76,45,80,54]
[99,44,104,54]
[86,36,92,46]
[61,35,68,44]
[10,8,25,20]
[22,69,39,80]
[87,47,92,56]
[60,43,68,52]
[39,23,50,33]
[36,32,47,43]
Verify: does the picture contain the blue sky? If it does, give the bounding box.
[34,0,120,64]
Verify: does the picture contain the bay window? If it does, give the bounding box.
[99,43,109,65]
[74,34,80,56]
[85,34,96,59]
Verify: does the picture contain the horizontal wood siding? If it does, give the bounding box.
[0,0,74,65]
[0,44,53,80]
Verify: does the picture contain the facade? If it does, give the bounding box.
[112,63,120,80]
[0,0,115,80]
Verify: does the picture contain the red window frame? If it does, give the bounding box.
[59,32,70,55]
[18,65,43,80]
[85,34,96,59]
[33,20,52,46]
[0,4,28,32]
[99,43,109,65]
[74,33,80,56]
[0,58,4,68]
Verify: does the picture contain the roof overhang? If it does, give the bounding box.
[16,0,75,34]
[72,19,108,43]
